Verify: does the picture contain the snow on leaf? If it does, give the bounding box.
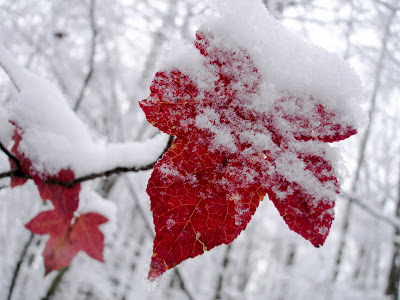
[25,210,108,274]
[140,31,358,281]
[9,128,29,187]
[9,128,80,220]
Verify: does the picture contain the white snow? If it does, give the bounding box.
[160,0,366,132]
[0,45,169,177]
[195,108,238,153]
[204,0,366,124]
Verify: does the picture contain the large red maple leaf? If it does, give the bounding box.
[140,31,357,280]
[25,209,108,274]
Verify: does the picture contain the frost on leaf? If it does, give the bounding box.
[140,30,358,281]
[25,210,108,274]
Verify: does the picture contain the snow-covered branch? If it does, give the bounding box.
[0,135,174,188]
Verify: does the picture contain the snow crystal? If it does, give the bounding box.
[195,108,238,153]
[230,193,250,226]
[166,217,175,230]
[145,276,160,291]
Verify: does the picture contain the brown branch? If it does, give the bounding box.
[7,233,35,300]
[0,56,21,93]
[74,0,98,112]
[0,135,174,188]
[0,142,22,172]
[47,163,158,188]
[41,267,69,300]
[350,196,400,230]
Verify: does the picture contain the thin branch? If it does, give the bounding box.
[7,233,34,300]
[349,195,400,229]
[74,0,98,111]
[331,9,396,282]
[41,267,69,300]
[373,0,400,11]
[0,50,21,93]
[0,142,23,175]
[214,244,232,300]
[47,163,158,188]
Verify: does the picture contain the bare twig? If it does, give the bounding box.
[349,195,400,229]
[214,244,232,300]
[373,0,400,11]
[47,163,158,188]
[74,0,98,111]
[41,267,69,300]
[331,9,396,281]
[7,233,34,300]
[0,142,23,175]
[0,51,21,93]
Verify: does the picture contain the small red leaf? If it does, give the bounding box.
[34,169,80,221]
[25,209,69,236]
[69,212,108,261]
[25,210,108,274]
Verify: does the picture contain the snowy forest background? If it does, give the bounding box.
[1,0,400,299]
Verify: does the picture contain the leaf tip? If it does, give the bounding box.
[147,256,167,282]
[44,264,54,276]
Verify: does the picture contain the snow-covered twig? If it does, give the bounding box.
[6,234,34,300]
[0,135,174,187]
